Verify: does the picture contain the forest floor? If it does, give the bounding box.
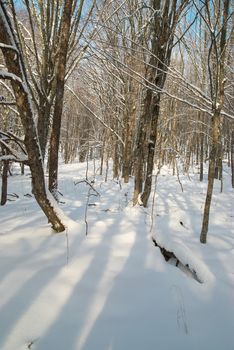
[0,160,233,350]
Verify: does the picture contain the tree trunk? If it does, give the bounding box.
[122,113,133,183]
[141,98,160,206]
[37,101,51,161]
[200,132,204,181]
[48,0,73,197]
[113,137,120,179]
[0,3,65,232]
[200,111,221,243]
[1,159,9,206]
[133,88,150,204]
[231,129,234,188]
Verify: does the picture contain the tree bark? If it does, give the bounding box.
[48,0,74,197]
[141,96,160,206]
[200,111,221,243]
[200,132,204,182]
[37,100,52,160]
[1,159,9,206]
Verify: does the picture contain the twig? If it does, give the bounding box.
[74,179,100,196]
[75,179,100,236]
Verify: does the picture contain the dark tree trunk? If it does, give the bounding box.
[21,163,25,175]
[231,129,234,188]
[113,137,120,179]
[48,0,73,197]
[200,111,221,243]
[1,159,9,206]
[141,98,160,206]
[200,132,204,182]
[122,112,132,183]
[133,91,149,204]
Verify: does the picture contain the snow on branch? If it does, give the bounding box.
[0,130,28,163]
[0,70,24,86]
[66,84,125,145]
[0,42,19,54]
[0,95,16,105]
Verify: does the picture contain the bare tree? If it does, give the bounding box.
[48,0,75,196]
[133,0,190,206]
[198,0,232,243]
[0,1,65,232]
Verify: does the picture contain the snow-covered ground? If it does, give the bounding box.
[0,161,233,350]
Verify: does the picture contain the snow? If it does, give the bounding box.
[0,161,233,350]
[0,152,28,162]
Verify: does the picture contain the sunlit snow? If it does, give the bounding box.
[0,161,233,350]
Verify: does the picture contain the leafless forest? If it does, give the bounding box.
[0,0,233,243]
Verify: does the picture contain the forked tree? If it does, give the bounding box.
[133,0,190,206]
[9,0,100,199]
[0,1,65,232]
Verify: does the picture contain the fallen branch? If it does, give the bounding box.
[151,236,202,283]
